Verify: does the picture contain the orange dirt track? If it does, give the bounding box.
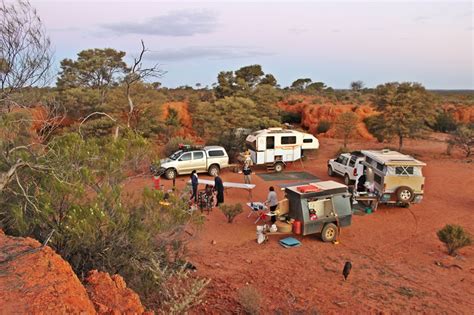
[126,137,474,313]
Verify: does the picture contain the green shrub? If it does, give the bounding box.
[280,111,301,124]
[0,132,205,310]
[437,224,472,256]
[163,136,194,157]
[209,129,247,163]
[316,120,331,133]
[238,285,261,315]
[433,111,458,133]
[287,99,298,105]
[311,97,322,104]
[364,115,385,142]
[219,203,243,223]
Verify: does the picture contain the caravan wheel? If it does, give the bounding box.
[274,162,284,173]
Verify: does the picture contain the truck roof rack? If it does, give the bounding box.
[178,144,203,152]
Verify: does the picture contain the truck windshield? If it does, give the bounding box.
[169,150,183,160]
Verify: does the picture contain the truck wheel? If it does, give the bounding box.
[396,186,414,203]
[208,164,220,176]
[274,162,284,173]
[344,174,351,186]
[321,223,338,242]
[165,168,177,180]
[328,166,335,177]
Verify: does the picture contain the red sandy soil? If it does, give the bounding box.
[0,231,149,314]
[126,137,474,313]
[161,101,196,138]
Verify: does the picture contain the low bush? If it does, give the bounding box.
[316,120,331,134]
[219,203,243,223]
[280,111,301,124]
[437,224,472,256]
[433,111,458,133]
[364,115,385,142]
[238,285,261,315]
[163,136,194,157]
[0,132,206,311]
[311,97,322,104]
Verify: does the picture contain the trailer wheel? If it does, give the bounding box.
[396,186,414,203]
[165,168,177,180]
[328,166,335,177]
[208,164,220,176]
[321,223,338,242]
[274,162,284,173]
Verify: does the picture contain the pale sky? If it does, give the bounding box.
[31,0,473,89]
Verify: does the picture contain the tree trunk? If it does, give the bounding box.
[126,85,134,128]
[398,135,403,151]
[113,126,119,141]
[0,161,25,192]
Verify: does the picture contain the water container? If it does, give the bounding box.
[293,220,302,235]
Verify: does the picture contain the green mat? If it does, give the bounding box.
[257,171,319,182]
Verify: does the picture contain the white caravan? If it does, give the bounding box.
[245,128,319,172]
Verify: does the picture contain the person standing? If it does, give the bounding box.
[214,174,224,206]
[265,186,278,224]
[243,162,252,184]
[190,170,199,202]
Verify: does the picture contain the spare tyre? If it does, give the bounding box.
[396,186,414,203]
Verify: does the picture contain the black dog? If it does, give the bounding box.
[343,261,352,281]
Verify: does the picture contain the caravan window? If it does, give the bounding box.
[395,166,414,175]
[266,136,275,149]
[281,136,297,145]
[376,162,384,171]
[303,138,313,143]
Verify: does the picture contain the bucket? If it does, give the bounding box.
[293,220,301,235]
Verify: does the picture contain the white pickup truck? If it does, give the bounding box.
[327,151,365,185]
[159,146,229,180]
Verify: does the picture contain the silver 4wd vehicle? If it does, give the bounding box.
[327,151,365,185]
[160,146,229,180]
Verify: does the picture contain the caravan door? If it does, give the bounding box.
[265,136,275,163]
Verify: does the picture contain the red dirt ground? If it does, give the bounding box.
[126,137,474,313]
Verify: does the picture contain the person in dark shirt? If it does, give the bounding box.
[190,170,199,202]
[214,174,224,206]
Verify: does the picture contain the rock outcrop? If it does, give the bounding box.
[0,230,150,314]
[0,230,96,314]
[85,270,148,314]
